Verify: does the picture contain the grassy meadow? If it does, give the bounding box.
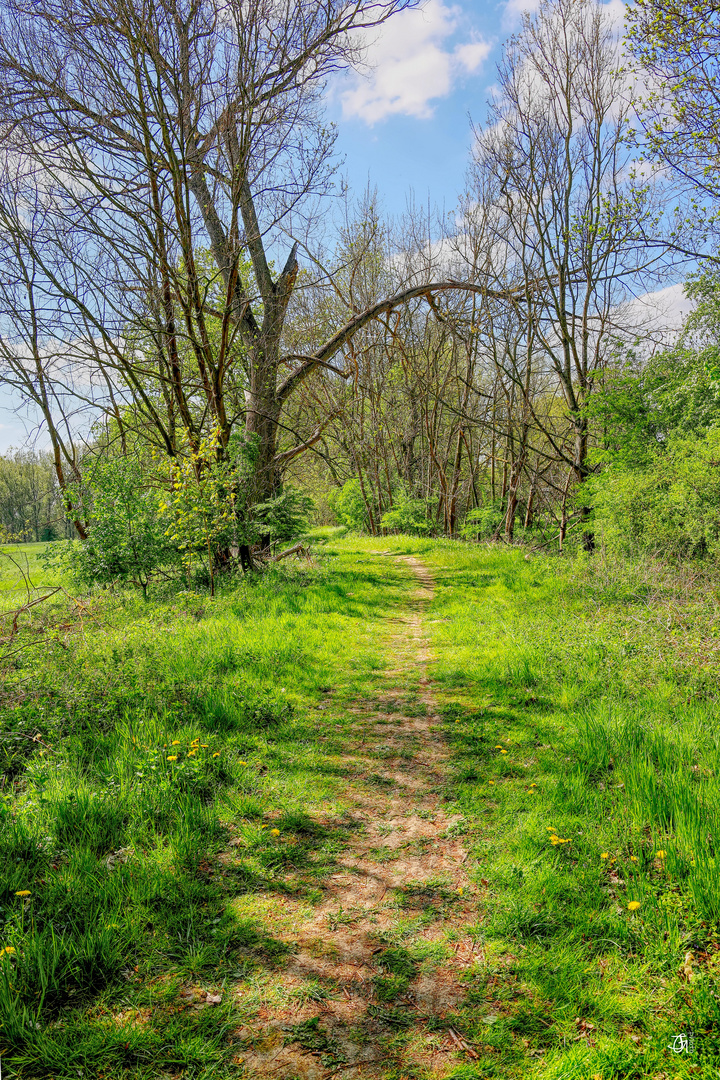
[0,534,719,1078]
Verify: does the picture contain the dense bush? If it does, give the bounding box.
[589,275,720,561]
[48,456,176,596]
[328,478,369,531]
[590,429,720,559]
[253,486,314,543]
[380,491,431,535]
[460,502,505,541]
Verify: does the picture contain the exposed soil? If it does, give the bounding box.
[231,555,481,1078]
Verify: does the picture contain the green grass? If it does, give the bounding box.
[1,536,719,1078]
[415,538,720,1078]
[1,540,408,1078]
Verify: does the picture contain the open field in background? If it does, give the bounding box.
[0,535,719,1078]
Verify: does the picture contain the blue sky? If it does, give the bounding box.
[0,0,691,454]
[330,0,513,219]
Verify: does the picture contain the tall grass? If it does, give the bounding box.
[418,540,720,1077]
[2,536,719,1077]
[0,544,404,1078]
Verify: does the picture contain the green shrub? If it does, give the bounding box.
[45,456,176,595]
[460,502,504,540]
[590,428,720,559]
[253,485,314,543]
[380,491,431,535]
[329,478,369,531]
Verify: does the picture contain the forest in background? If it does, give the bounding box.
[1,0,720,581]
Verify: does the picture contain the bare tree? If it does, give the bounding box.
[0,0,526,556]
[467,0,666,547]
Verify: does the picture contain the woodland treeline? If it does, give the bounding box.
[1,0,720,588]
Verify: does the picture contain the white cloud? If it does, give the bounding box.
[628,282,694,335]
[338,0,491,125]
[454,40,491,73]
[503,0,626,31]
[502,0,541,25]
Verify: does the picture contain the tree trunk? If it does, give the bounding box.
[573,417,594,552]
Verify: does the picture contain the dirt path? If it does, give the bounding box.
[233,555,481,1078]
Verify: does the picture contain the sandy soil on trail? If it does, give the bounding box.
[231,555,481,1078]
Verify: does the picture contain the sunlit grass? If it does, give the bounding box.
[418,539,720,1077]
[1,535,719,1077]
[0,539,409,1077]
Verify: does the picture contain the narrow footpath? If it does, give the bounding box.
[234,554,481,1078]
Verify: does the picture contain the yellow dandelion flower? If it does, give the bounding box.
[200,744,209,748]
[546,827,558,831]
[213,752,220,758]
[500,749,508,755]
[627,901,641,911]
[494,745,503,749]
[1,946,16,955]
[550,836,561,845]
[187,750,197,757]
[171,740,181,746]
[457,887,464,895]
[601,852,610,859]
[191,739,199,745]
[270,828,280,836]
[14,891,30,897]
[238,760,248,765]
[655,850,666,859]
[629,855,638,862]
[167,755,178,761]
[488,780,495,785]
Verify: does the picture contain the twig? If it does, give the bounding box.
[3,731,55,752]
[448,1027,480,1060]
